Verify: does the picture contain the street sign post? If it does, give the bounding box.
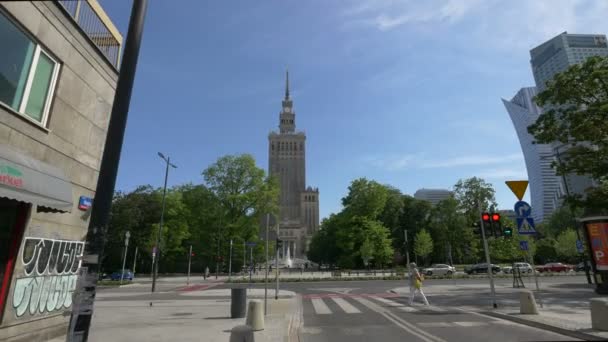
[506,180,529,200]
[576,240,584,254]
[514,201,532,218]
[517,217,537,235]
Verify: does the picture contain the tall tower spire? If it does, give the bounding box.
[285,69,290,100]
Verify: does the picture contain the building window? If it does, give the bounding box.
[0,12,60,126]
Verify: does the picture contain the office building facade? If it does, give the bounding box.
[413,189,453,206]
[502,87,560,222]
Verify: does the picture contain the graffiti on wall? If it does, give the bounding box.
[12,237,84,317]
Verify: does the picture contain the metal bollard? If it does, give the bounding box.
[229,325,254,342]
[231,288,247,318]
[590,298,608,331]
[246,300,265,331]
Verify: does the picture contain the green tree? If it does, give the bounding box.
[555,229,578,263]
[528,56,608,213]
[429,197,477,264]
[535,238,557,264]
[202,154,279,264]
[341,178,389,219]
[397,196,433,262]
[541,206,581,238]
[453,177,497,224]
[414,229,434,266]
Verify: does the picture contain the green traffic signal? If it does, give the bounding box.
[503,227,513,237]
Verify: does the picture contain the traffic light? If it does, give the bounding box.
[191,252,195,257]
[482,213,491,223]
[492,213,501,222]
[503,226,513,237]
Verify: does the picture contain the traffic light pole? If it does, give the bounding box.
[187,245,192,286]
[67,0,148,340]
[479,203,497,309]
[275,224,280,300]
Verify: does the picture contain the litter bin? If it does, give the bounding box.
[231,288,247,318]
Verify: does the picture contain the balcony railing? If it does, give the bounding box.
[57,0,123,69]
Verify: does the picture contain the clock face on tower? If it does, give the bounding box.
[283,107,290,113]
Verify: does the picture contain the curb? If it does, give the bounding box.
[480,311,605,341]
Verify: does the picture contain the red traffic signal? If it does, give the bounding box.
[482,213,491,222]
[492,213,501,222]
[191,252,195,257]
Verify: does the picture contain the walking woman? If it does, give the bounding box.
[409,262,429,305]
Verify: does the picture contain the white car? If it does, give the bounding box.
[503,262,533,274]
[422,264,456,276]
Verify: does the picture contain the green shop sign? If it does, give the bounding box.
[0,162,24,188]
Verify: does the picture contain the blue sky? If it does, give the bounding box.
[100,0,607,220]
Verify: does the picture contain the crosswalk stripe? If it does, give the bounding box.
[311,298,332,314]
[331,297,361,314]
[423,306,447,312]
[399,306,417,312]
[373,297,404,307]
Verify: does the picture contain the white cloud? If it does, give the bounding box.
[421,153,523,168]
[363,152,524,171]
[341,0,608,50]
[478,167,528,179]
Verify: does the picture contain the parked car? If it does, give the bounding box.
[465,263,500,274]
[575,261,592,272]
[535,262,573,273]
[110,269,134,281]
[422,264,456,276]
[503,262,533,274]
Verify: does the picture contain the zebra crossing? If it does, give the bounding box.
[302,293,510,328]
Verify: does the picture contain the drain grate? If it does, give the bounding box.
[171,312,193,317]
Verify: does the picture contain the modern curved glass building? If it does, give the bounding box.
[502,87,560,222]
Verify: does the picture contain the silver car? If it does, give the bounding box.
[422,264,456,276]
[504,262,533,274]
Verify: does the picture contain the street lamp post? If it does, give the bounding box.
[151,152,177,294]
[67,0,149,339]
[229,239,233,281]
[120,231,130,284]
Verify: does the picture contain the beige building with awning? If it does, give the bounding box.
[0,1,120,341]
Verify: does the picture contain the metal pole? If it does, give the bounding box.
[152,156,170,293]
[229,239,233,281]
[479,201,497,309]
[275,223,280,300]
[187,245,192,286]
[132,246,138,276]
[249,245,253,283]
[265,214,269,315]
[216,227,220,280]
[528,249,543,308]
[243,242,246,272]
[120,231,130,284]
[67,0,149,339]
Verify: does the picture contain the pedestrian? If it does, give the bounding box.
[204,266,210,280]
[408,262,429,306]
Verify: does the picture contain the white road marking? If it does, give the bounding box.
[311,298,332,314]
[399,306,417,312]
[418,322,453,327]
[353,297,446,342]
[331,297,361,314]
[453,321,488,327]
[372,297,404,307]
[423,305,447,312]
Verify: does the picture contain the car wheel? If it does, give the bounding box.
[426,271,433,276]
[447,271,453,276]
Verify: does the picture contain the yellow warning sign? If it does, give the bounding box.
[505,180,529,200]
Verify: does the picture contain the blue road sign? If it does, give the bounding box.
[576,240,584,253]
[519,240,529,251]
[517,217,537,235]
[514,201,532,218]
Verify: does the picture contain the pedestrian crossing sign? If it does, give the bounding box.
[517,217,536,235]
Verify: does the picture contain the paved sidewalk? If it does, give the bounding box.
[391,280,608,340]
[50,291,300,342]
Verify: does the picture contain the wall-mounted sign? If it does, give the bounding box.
[78,196,92,211]
[0,162,24,188]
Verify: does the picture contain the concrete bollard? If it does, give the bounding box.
[245,300,265,331]
[229,325,254,342]
[590,298,608,331]
[519,290,539,315]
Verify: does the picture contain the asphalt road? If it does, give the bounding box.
[97,276,592,341]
